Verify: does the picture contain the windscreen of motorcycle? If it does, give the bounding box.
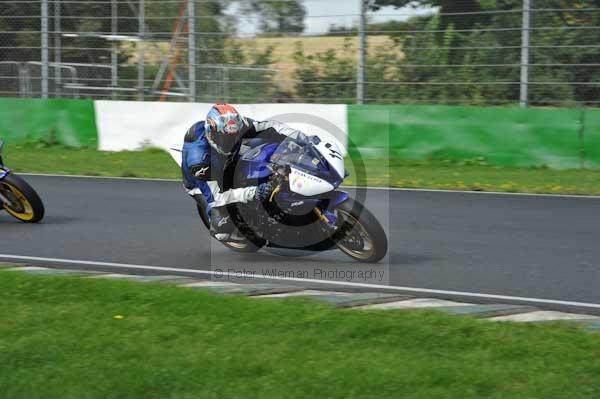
[288,167,335,197]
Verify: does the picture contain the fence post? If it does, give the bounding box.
[188,0,196,102]
[357,0,366,105]
[111,0,118,99]
[54,0,61,97]
[520,0,531,108]
[41,0,49,99]
[138,0,145,100]
[222,67,229,103]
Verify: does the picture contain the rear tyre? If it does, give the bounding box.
[0,173,45,223]
[333,198,387,263]
[195,202,264,253]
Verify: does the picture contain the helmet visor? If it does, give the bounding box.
[207,113,244,153]
[220,113,242,135]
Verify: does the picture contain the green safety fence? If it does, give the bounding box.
[1,97,599,170]
[0,98,98,148]
[347,104,599,169]
[584,109,600,169]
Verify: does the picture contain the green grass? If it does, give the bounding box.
[4,145,600,195]
[4,145,180,179]
[346,158,600,196]
[1,271,599,399]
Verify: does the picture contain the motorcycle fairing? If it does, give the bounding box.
[288,167,334,197]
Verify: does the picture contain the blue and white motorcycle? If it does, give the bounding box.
[0,140,45,223]
[174,134,388,263]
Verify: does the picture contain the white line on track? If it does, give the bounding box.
[2,254,600,310]
[18,173,600,200]
[19,172,179,182]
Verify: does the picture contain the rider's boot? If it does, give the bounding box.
[209,206,235,242]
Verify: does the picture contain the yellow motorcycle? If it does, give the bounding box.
[0,140,45,223]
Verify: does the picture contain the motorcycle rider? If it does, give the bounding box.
[182,103,305,241]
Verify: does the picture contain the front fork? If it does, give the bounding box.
[268,166,348,230]
[314,190,349,227]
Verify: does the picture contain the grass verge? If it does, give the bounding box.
[1,271,600,399]
[4,145,600,196]
[4,145,179,179]
[346,158,600,196]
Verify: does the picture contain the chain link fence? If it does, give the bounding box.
[0,61,24,97]
[0,0,598,106]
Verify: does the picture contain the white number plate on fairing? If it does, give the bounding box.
[288,167,334,197]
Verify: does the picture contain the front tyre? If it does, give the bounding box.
[333,198,387,263]
[0,173,45,223]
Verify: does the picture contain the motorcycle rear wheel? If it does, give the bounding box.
[333,198,387,263]
[0,173,45,223]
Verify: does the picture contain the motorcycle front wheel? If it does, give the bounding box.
[0,173,45,223]
[333,198,388,263]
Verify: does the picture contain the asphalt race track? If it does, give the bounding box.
[1,175,600,313]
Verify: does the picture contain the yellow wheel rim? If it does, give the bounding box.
[0,182,35,221]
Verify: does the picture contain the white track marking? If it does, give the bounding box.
[18,172,600,199]
[6,266,50,271]
[345,186,600,199]
[361,298,472,309]
[182,281,240,287]
[257,290,355,298]
[19,172,179,182]
[2,254,600,310]
[88,273,144,279]
[489,311,600,322]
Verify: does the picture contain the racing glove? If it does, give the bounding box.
[294,132,321,146]
[253,182,275,202]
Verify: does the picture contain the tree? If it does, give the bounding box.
[0,1,232,100]
[370,0,488,31]
[241,0,306,36]
[363,0,600,106]
[293,40,357,102]
[0,1,230,64]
